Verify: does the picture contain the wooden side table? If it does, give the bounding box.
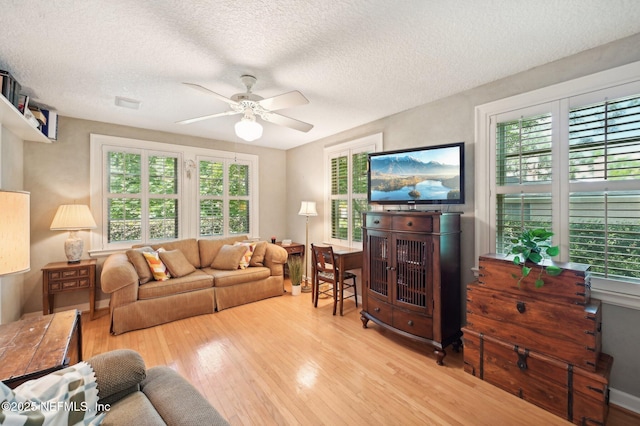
[276,242,304,277]
[0,310,82,389]
[42,259,97,319]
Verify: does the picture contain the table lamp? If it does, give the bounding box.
[50,204,97,263]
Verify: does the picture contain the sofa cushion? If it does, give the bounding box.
[198,236,248,267]
[138,270,213,300]
[88,349,146,407]
[141,366,230,426]
[234,241,257,269]
[211,244,247,270]
[204,266,271,288]
[126,246,154,284]
[159,249,196,278]
[101,390,166,425]
[249,241,267,267]
[143,249,171,281]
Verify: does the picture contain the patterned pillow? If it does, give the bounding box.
[142,248,171,281]
[234,241,257,269]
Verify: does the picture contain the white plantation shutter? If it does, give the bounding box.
[568,93,640,279]
[325,134,382,247]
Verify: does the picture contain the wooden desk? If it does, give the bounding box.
[330,245,363,315]
[0,310,82,389]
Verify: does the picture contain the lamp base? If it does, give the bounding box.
[301,284,312,293]
[64,231,84,263]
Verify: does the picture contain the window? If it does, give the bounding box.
[198,158,252,237]
[476,61,640,306]
[105,150,179,244]
[90,134,258,252]
[324,134,382,248]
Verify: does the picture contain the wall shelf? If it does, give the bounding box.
[0,95,51,144]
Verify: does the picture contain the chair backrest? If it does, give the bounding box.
[311,244,337,282]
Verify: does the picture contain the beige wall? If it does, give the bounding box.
[286,32,640,402]
[22,117,287,315]
[0,127,25,323]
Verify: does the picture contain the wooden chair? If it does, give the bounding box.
[311,244,358,315]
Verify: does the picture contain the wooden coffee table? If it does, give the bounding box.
[0,309,82,388]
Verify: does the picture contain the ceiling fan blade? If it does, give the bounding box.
[261,112,314,133]
[258,91,309,111]
[182,82,239,106]
[176,110,240,125]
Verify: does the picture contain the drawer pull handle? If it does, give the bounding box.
[374,220,380,224]
[374,307,380,313]
[587,385,604,394]
[407,320,413,326]
[514,347,529,371]
[407,221,413,226]
[516,301,526,314]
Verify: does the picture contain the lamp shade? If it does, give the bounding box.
[0,190,30,276]
[298,201,318,217]
[50,204,97,230]
[235,114,263,142]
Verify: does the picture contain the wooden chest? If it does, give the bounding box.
[467,285,602,371]
[478,254,591,305]
[463,328,612,425]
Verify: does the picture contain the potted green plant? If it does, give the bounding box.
[509,228,563,288]
[287,256,303,296]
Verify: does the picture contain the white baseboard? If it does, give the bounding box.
[610,388,640,414]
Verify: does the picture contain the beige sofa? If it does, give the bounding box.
[101,236,288,334]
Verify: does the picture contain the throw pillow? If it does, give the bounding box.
[248,240,267,267]
[126,246,154,284]
[211,244,248,270]
[234,241,257,269]
[142,249,171,281]
[159,249,196,278]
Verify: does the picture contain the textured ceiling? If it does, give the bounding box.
[1,0,640,150]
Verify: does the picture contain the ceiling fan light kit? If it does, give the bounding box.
[178,75,313,142]
[235,110,263,142]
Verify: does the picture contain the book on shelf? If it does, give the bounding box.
[18,93,29,114]
[23,108,41,129]
[0,70,22,111]
[28,105,47,127]
[41,109,58,140]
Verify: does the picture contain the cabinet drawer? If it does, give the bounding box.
[392,215,432,232]
[365,214,392,229]
[366,296,392,324]
[48,267,90,282]
[54,279,89,291]
[392,308,432,338]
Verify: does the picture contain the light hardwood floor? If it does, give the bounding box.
[82,281,638,425]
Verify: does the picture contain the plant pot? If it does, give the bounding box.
[291,285,301,296]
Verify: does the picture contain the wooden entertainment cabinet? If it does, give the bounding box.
[361,210,462,365]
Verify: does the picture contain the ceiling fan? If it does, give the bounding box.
[177,75,313,142]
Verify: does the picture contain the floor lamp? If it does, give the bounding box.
[298,201,317,293]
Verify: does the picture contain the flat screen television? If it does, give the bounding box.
[367,142,465,206]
